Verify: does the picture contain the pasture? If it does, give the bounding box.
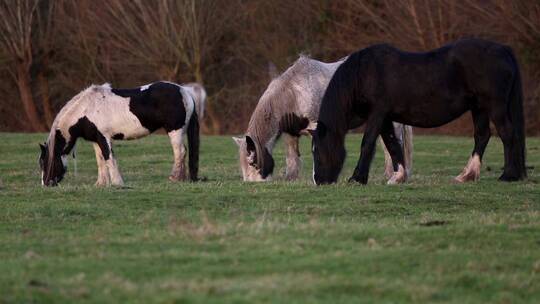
[1,132,539,303]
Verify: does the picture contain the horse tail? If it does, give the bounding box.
[506,48,527,178]
[187,109,200,181]
[402,124,413,178]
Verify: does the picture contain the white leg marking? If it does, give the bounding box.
[168,128,186,181]
[381,137,394,179]
[104,140,124,186]
[93,143,110,186]
[387,164,406,185]
[455,154,481,183]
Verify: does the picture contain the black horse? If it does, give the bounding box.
[311,39,526,185]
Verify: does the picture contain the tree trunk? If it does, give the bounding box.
[16,64,46,132]
[38,70,54,128]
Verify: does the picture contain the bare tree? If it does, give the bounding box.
[77,0,238,133]
[0,0,63,131]
[328,0,482,54]
[0,0,44,131]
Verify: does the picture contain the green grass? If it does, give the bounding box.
[1,132,539,303]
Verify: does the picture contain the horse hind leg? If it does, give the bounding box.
[455,109,490,183]
[283,134,301,181]
[490,107,523,181]
[93,143,110,186]
[380,120,407,185]
[168,128,187,181]
[381,122,410,180]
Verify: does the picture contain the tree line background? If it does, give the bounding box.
[1,0,539,135]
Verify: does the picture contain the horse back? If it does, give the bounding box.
[112,82,189,133]
[323,39,518,128]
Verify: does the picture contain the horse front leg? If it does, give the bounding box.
[168,128,187,181]
[455,109,490,182]
[380,120,407,184]
[101,138,124,186]
[93,143,110,186]
[349,114,385,184]
[283,134,301,180]
[381,123,403,179]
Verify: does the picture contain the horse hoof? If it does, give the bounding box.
[498,174,521,182]
[454,172,479,183]
[169,175,186,182]
[95,181,108,187]
[348,177,367,184]
[387,177,403,185]
[285,175,299,181]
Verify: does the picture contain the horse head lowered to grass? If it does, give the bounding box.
[311,39,527,185]
[39,81,206,186]
[234,55,414,183]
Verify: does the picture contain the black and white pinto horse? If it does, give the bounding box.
[311,39,527,185]
[39,81,205,186]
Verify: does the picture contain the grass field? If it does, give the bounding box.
[1,132,539,303]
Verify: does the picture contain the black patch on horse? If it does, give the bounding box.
[279,113,309,137]
[112,82,187,133]
[112,133,124,140]
[68,116,110,159]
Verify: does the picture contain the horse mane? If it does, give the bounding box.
[318,52,365,138]
[314,51,370,175]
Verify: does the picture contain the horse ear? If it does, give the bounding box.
[39,143,47,153]
[232,136,245,147]
[245,135,256,154]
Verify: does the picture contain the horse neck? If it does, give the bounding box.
[246,96,281,154]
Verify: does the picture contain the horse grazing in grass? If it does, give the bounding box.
[311,39,527,185]
[233,56,413,183]
[39,81,205,186]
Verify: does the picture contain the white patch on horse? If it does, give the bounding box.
[61,154,68,168]
[387,164,406,185]
[140,84,152,91]
[179,87,195,126]
[168,128,187,181]
[92,86,151,139]
[455,153,481,183]
[312,163,316,185]
[182,83,206,121]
